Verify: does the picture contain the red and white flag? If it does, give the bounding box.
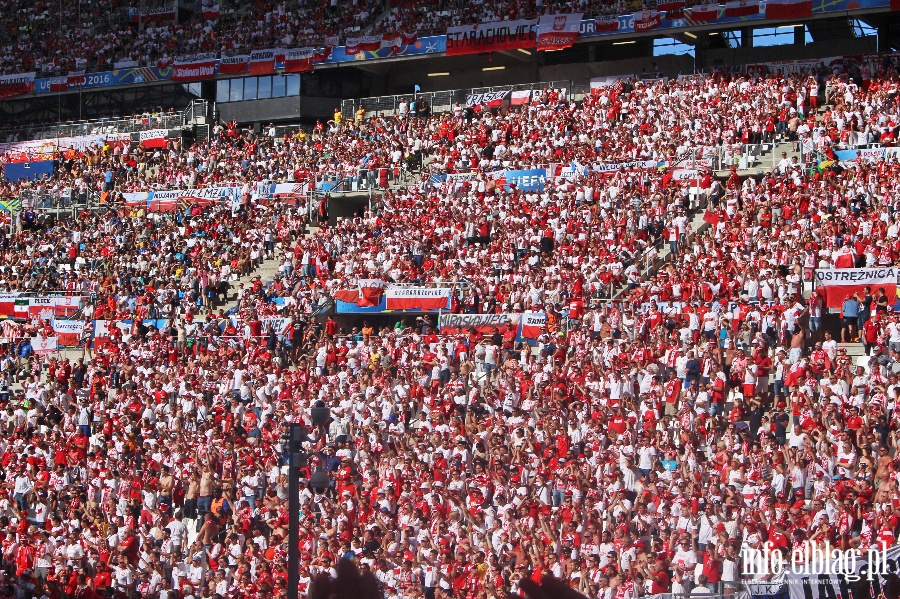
[724,0,760,17]
[764,0,812,19]
[520,313,547,339]
[249,48,279,75]
[49,77,67,92]
[66,70,86,86]
[138,129,169,148]
[284,48,315,73]
[402,31,418,45]
[633,10,661,31]
[345,35,383,55]
[381,34,402,53]
[536,13,582,51]
[0,73,35,100]
[201,0,220,18]
[510,90,532,105]
[385,287,451,311]
[814,268,898,309]
[688,4,719,19]
[219,55,249,75]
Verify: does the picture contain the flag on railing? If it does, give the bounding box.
[724,0,760,17]
[49,77,67,92]
[764,0,812,19]
[66,70,86,86]
[688,4,719,20]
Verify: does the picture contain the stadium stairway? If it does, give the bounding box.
[219,224,320,314]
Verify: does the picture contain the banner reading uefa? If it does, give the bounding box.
[814,268,898,308]
[438,313,522,335]
[446,19,537,55]
[385,287,452,311]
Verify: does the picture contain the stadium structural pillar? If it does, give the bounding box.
[794,25,806,47]
[740,27,753,48]
[287,424,304,599]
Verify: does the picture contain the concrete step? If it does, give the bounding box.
[836,342,865,357]
[219,225,320,313]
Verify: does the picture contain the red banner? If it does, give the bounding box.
[765,0,812,19]
[0,73,35,99]
[249,49,279,75]
[170,54,217,81]
[219,55,249,75]
[656,0,686,9]
[284,48,315,73]
[593,19,620,31]
[536,13,582,51]
[438,313,521,336]
[633,11,661,31]
[345,35,383,55]
[446,19,538,56]
[385,287,451,311]
[724,0,760,17]
[688,4,719,20]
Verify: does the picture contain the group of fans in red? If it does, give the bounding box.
[0,50,898,599]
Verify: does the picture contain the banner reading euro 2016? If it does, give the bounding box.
[814,268,898,308]
[439,313,523,335]
[446,19,538,55]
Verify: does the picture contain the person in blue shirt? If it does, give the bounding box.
[842,294,860,342]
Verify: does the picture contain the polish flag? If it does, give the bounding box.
[510,90,532,105]
[688,4,720,20]
[724,0,760,17]
[520,313,546,339]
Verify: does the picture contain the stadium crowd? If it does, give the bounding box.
[0,60,898,599]
[1,0,715,79]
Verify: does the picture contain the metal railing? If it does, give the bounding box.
[0,113,183,146]
[0,101,205,148]
[341,75,705,123]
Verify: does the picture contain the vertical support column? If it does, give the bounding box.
[287,424,304,599]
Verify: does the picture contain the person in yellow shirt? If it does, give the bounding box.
[333,108,343,124]
[355,107,365,123]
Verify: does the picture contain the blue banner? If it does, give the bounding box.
[505,169,547,191]
[35,66,173,93]
[3,160,55,182]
